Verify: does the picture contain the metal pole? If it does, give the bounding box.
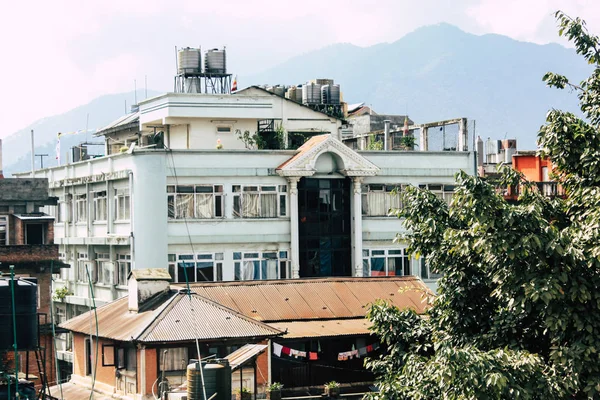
[31,129,35,173]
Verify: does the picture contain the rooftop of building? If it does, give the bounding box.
[60,288,283,344]
[180,276,431,323]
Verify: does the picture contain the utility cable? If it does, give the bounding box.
[49,261,64,400]
[167,148,208,400]
[85,265,99,400]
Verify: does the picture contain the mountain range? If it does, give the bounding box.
[2,23,590,176]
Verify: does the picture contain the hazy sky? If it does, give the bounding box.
[1,0,598,135]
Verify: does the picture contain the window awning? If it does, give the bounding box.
[14,213,54,221]
[225,344,268,371]
[269,318,373,339]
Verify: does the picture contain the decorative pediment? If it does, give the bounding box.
[277,134,379,177]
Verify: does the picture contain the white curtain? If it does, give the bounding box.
[260,193,277,217]
[261,259,278,279]
[387,193,402,214]
[242,194,260,218]
[366,192,387,216]
[175,194,194,218]
[160,347,188,371]
[242,261,255,280]
[195,194,213,218]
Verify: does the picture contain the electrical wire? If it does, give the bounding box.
[167,148,208,400]
[49,261,64,400]
[85,265,99,400]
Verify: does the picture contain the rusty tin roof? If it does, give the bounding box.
[60,290,282,343]
[185,276,430,323]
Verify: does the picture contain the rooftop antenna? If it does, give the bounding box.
[134,79,137,105]
[85,113,89,142]
[35,154,49,169]
[145,75,148,99]
[124,99,127,114]
[30,129,35,173]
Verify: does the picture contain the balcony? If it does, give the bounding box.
[503,181,565,201]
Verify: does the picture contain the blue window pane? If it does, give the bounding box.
[233,252,242,260]
[253,261,260,280]
[371,258,385,276]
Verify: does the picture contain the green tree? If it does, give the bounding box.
[366,12,600,399]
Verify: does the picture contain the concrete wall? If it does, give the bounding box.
[0,178,54,202]
[131,153,167,270]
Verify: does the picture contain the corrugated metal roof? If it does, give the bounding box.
[60,290,282,343]
[95,112,139,136]
[225,344,268,371]
[270,318,373,338]
[185,277,430,323]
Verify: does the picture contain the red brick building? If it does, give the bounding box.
[0,178,68,394]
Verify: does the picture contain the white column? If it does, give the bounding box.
[288,177,301,279]
[420,127,428,151]
[352,176,364,277]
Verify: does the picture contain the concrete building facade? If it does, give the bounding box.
[17,89,476,369]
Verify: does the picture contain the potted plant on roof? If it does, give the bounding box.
[399,135,416,150]
[235,387,252,400]
[266,382,283,400]
[324,381,340,398]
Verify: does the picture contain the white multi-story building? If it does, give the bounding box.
[17,87,475,364]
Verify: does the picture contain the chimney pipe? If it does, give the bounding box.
[384,120,391,151]
[31,130,35,173]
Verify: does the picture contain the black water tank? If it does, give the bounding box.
[187,359,232,400]
[0,279,38,350]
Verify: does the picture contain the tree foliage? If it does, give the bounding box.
[366,12,600,399]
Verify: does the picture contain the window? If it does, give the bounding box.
[0,216,7,245]
[363,249,411,277]
[174,253,223,283]
[234,252,279,280]
[96,253,113,285]
[418,184,455,206]
[233,185,287,218]
[117,254,131,286]
[159,347,189,371]
[76,253,89,283]
[76,194,87,222]
[115,189,130,221]
[102,344,116,367]
[167,185,224,219]
[94,191,107,221]
[57,199,68,223]
[420,258,442,280]
[216,126,231,134]
[26,223,44,244]
[117,347,137,371]
[362,184,402,216]
[279,251,290,279]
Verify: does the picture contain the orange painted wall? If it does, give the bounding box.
[256,351,269,385]
[144,348,158,395]
[71,333,118,388]
[512,154,553,182]
[73,334,85,377]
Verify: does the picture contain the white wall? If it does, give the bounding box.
[130,153,168,270]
